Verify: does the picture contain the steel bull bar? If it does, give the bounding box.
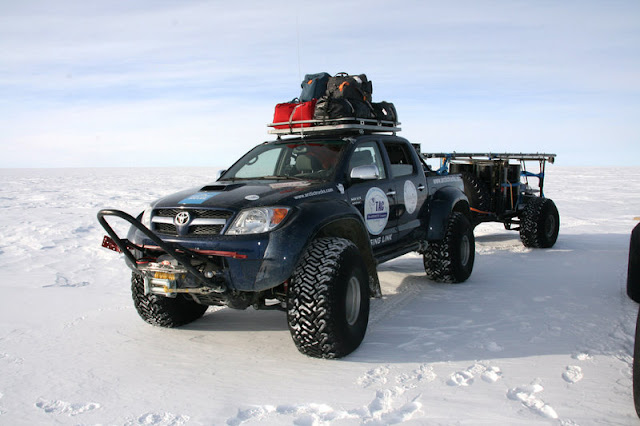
[96,209,227,293]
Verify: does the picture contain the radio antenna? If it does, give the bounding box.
[296,9,302,83]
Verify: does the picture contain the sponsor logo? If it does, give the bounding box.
[404,180,418,214]
[364,187,389,235]
[370,234,393,246]
[179,192,220,204]
[432,176,462,185]
[293,188,334,200]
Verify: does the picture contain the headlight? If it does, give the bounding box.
[141,205,153,228]
[226,207,291,235]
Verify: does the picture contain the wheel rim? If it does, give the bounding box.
[544,214,556,239]
[345,276,361,326]
[460,235,471,267]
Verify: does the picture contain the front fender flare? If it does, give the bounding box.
[257,199,381,297]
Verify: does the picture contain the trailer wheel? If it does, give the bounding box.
[519,197,559,248]
[287,237,370,359]
[461,172,491,226]
[423,212,475,283]
[131,272,208,327]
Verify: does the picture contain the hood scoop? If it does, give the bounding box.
[199,183,245,192]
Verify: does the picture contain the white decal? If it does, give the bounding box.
[404,180,418,214]
[432,176,462,185]
[370,234,393,246]
[364,187,389,235]
[293,188,334,200]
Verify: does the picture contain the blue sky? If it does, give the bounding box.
[1,0,639,167]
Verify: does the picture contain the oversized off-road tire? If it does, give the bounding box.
[131,272,208,327]
[634,306,640,417]
[287,237,370,359]
[423,212,475,283]
[461,172,491,226]
[628,223,640,302]
[519,197,559,248]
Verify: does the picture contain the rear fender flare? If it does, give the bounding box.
[427,187,470,241]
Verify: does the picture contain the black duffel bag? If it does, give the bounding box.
[314,96,375,122]
[371,101,398,123]
[326,72,373,102]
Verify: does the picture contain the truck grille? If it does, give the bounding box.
[152,208,233,237]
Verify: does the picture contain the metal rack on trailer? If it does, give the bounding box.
[424,151,555,197]
[421,152,559,248]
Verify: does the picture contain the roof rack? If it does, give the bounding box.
[422,152,556,163]
[268,117,401,136]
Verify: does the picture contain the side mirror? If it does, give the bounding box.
[350,164,380,181]
[216,169,227,180]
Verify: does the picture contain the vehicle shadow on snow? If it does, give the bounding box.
[181,307,289,333]
[351,232,633,364]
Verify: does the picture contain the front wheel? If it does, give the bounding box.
[423,212,475,283]
[131,272,208,327]
[519,197,560,248]
[635,306,640,417]
[287,237,370,359]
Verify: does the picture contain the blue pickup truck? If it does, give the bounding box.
[98,123,474,358]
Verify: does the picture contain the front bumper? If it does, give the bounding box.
[98,209,300,293]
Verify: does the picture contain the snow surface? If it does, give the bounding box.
[1,166,639,425]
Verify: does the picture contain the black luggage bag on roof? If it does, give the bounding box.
[327,72,373,102]
[371,101,398,123]
[314,96,375,123]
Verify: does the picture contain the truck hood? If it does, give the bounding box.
[152,179,335,210]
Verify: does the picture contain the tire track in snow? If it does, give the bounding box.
[368,278,422,328]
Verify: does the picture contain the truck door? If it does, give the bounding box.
[346,140,399,249]
[381,140,428,242]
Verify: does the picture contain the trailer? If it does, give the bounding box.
[422,152,559,248]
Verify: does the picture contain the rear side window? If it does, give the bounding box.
[384,142,415,177]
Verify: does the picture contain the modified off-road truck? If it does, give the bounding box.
[423,152,559,248]
[98,118,475,358]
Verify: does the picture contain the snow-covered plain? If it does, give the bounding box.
[1,166,639,425]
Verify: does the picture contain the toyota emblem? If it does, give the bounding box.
[175,211,191,226]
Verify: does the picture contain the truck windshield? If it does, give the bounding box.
[221,140,347,181]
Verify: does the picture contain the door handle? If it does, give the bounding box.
[417,184,425,191]
[386,190,396,196]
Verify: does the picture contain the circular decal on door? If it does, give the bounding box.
[364,187,389,235]
[404,180,418,214]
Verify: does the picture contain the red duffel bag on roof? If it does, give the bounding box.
[272,99,317,129]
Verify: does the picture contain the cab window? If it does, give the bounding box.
[384,142,415,177]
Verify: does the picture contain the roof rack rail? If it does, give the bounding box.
[268,117,401,136]
[422,152,556,163]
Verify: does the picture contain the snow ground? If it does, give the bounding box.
[0,166,639,425]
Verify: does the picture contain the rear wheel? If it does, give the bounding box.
[423,212,475,283]
[519,198,559,248]
[131,272,208,327]
[287,237,370,358]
